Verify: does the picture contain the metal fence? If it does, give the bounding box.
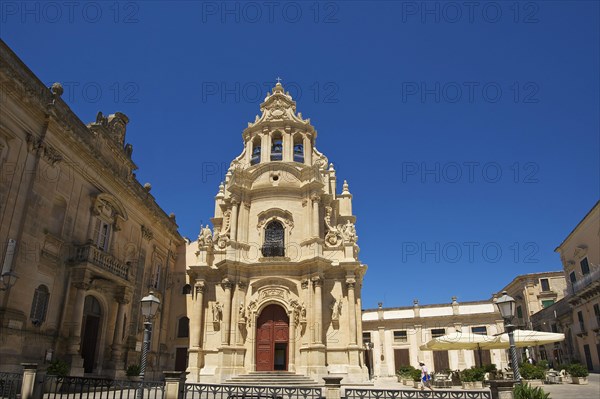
[344,388,491,399]
[184,383,323,399]
[43,376,165,399]
[0,372,23,399]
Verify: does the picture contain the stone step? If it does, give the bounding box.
[225,372,321,387]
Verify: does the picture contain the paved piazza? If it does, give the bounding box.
[355,373,600,399]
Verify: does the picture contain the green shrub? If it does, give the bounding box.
[514,383,551,399]
[567,363,589,377]
[411,368,422,382]
[519,362,545,380]
[126,364,141,377]
[47,359,69,377]
[484,363,497,372]
[460,367,485,382]
[396,365,416,378]
[537,360,549,370]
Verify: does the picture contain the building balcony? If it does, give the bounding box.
[71,243,129,281]
[572,267,600,293]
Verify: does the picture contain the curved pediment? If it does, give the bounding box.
[251,277,298,296]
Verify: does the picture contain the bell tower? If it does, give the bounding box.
[186,82,368,384]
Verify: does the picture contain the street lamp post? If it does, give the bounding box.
[137,292,160,399]
[364,342,374,380]
[0,270,18,291]
[495,291,521,383]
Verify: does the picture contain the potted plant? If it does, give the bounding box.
[513,382,550,399]
[484,364,498,381]
[44,359,69,393]
[411,368,422,389]
[568,363,589,384]
[519,362,545,386]
[126,364,141,381]
[460,367,484,389]
[396,365,415,385]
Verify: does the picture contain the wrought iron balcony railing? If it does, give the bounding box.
[72,243,129,280]
[572,267,600,294]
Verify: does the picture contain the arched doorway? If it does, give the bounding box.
[256,304,289,371]
[81,296,102,373]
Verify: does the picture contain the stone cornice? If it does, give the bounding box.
[0,40,182,243]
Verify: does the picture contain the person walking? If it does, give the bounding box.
[419,361,434,391]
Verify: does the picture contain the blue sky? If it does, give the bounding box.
[2,1,598,309]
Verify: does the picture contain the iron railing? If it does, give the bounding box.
[0,372,22,399]
[344,388,491,399]
[43,376,164,399]
[572,267,600,294]
[184,383,323,399]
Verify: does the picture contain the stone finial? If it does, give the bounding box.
[378,302,383,309]
[451,296,458,304]
[143,183,152,192]
[342,180,351,195]
[413,299,419,306]
[216,182,225,198]
[329,163,335,171]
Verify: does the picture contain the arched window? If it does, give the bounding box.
[251,137,261,165]
[30,285,50,325]
[177,317,190,338]
[293,134,304,163]
[262,221,285,257]
[271,132,283,161]
[182,284,192,295]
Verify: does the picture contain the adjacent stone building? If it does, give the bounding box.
[496,271,567,331]
[0,40,186,378]
[184,82,368,384]
[554,201,600,371]
[362,299,509,377]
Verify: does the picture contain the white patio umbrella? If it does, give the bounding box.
[420,332,499,366]
[492,330,565,348]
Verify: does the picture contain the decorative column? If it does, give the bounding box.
[191,282,205,348]
[346,278,357,345]
[221,279,233,346]
[67,282,88,376]
[303,136,312,165]
[111,296,129,367]
[301,279,310,347]
[187,282,205,382]
[68,283,88,354]
[311,194,320,238]
[230,198,239,242]
[312,276,323,344]
[288,310,296,372]
[234,281,247,346]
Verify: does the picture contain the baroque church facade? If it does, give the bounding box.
[184,82,369,384]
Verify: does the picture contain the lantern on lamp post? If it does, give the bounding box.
[495,291,521,383]
[137,291,160,399]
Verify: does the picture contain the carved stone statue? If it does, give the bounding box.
[198,225,213,247]
[341,220,357,243]
[238,302,246,323]
[331,298,342,321]
[212,301,223,322]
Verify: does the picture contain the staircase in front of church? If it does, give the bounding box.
[225,371,321,387]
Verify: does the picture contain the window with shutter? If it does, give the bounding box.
[30,285,50,324]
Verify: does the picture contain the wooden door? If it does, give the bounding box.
[256,304,289,371]
[175,348,188,371]
[394,349,410,372]
[81,315,100,373]
[474,349,492,367]
[433,350,450,372]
